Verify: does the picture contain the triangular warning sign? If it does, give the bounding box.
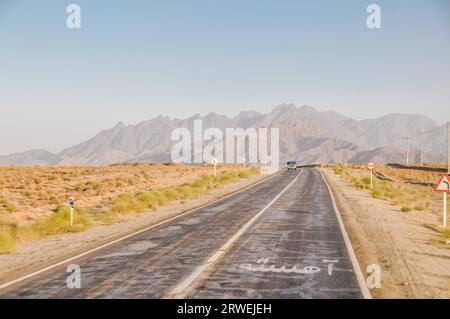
[434,174,450,193]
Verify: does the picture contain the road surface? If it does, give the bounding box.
[0,168,365,299]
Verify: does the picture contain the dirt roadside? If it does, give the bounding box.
[322,168,450,299]
[0,172,275,286]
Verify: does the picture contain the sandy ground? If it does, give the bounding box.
[322,168,450,299]
[0,172,272,285]
[0,164,249,224]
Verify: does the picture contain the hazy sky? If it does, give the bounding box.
[1,0,449,155]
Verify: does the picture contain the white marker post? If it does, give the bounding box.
[444,193,447,229]
[434,174,450,228]
[69,196,74,227]
[212,158,218,177]
[367,161,376,189]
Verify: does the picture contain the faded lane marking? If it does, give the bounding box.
[166,169,304,298]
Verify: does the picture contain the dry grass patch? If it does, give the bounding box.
[96,168,260,223]
[0,163,252,222]
[330,165,440,213]
[0,165,259,254]
[0,199,17,213]
[0,216,18,253]
[330,164,450,248]
[30,206,92,237]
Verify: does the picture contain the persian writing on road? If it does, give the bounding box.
[239,258,339,275]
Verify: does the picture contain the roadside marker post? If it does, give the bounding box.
[444,193,447,229]
[69,196,74,227]
[434,174,450,228]
[212,158,218,177]
[367,161,376,189]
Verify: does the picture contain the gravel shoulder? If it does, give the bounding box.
[0,172,272,286]
[322,168,450,298]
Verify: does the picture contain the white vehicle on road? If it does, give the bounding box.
[286,161,297,170]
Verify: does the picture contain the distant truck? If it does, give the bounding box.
[286,161,297,170]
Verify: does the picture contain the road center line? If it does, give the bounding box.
[166,169,304,299]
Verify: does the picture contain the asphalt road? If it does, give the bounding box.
[0,168,364,299]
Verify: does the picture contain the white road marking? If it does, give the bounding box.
[166,169,304,298]
[319,169,372,299]
[0,170,284,291]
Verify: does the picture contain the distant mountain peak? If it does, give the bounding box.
[272,103,298,112]
[236,110,261,118]
[298,105,318,112]
[1,104,445,166]
[0,149,60,166]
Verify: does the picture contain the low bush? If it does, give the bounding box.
[413,205,427,212]
[0,199,17,213]
[0,217,18,253]
[106,168,258,215]
[31,206,92,236]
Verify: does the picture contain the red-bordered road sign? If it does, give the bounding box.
[367,161,375,170]
[434,174,450,193]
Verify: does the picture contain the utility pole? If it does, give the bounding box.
[404,136,410,166]
[447,122,449,175]
[418,128,424,167]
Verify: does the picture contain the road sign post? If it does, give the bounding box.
[444,193,447,229]
[69,196,74,227]
[434,174,450,228]
[367,161,376,189]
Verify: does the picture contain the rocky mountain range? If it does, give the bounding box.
[1,104,447,166]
